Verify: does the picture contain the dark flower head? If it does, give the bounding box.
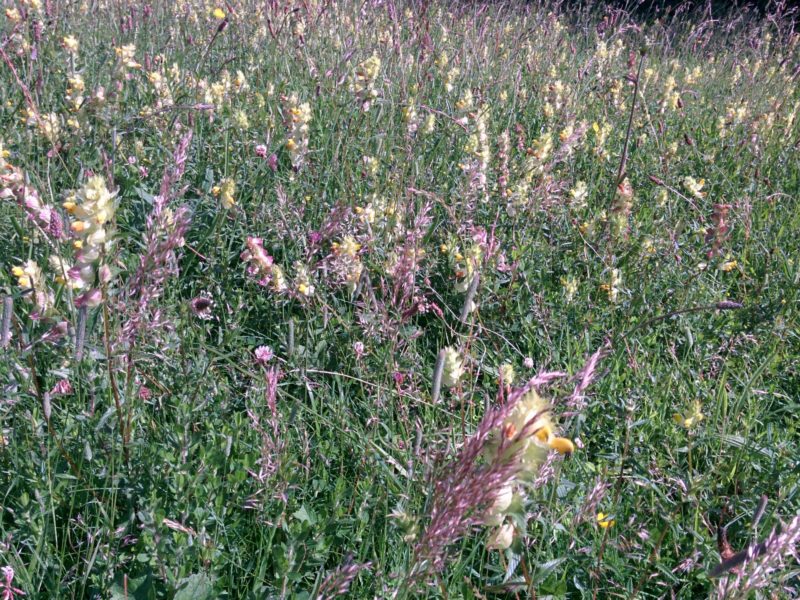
[190,295,214,319]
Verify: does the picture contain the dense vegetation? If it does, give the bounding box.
[1,0,798,597]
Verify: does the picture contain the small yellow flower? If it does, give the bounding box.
[561,276,579,302]
[441,346,464,388]
[683,176,706,199]
[499,363,515,386]
[421,114,435,134]
[673,401,704,428]
[597,513,615,529]
[720,259,738,272]
[569,181,588,206]
[12,261,42,291]
[62,35,79,54]
[5,7,21,22]
[212,7,225,19]
[363,155,379,175]
[332,236,360,258]
[218,178,236,209]
[294,262,314,297]
[114,44,141,69]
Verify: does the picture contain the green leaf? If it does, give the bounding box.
[293,504,317,525]
[174,573,216,600]
[110,572,156,600]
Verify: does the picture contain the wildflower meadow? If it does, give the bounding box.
[1,0,799,597]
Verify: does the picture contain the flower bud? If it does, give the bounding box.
[487,523,515,550]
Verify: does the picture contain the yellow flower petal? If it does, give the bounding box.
[549,437,575,455]
[597,513,615,528]
[535,424,552,443]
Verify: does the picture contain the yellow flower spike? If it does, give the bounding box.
[549,437,575,455]
[71,221,88,233]
[597,513,615,528]
[62,201,76,213]
[11,267,24,278]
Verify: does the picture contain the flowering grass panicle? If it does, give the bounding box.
[716,514,800,599]
[118,133,193,349]
[315,558,372,600]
